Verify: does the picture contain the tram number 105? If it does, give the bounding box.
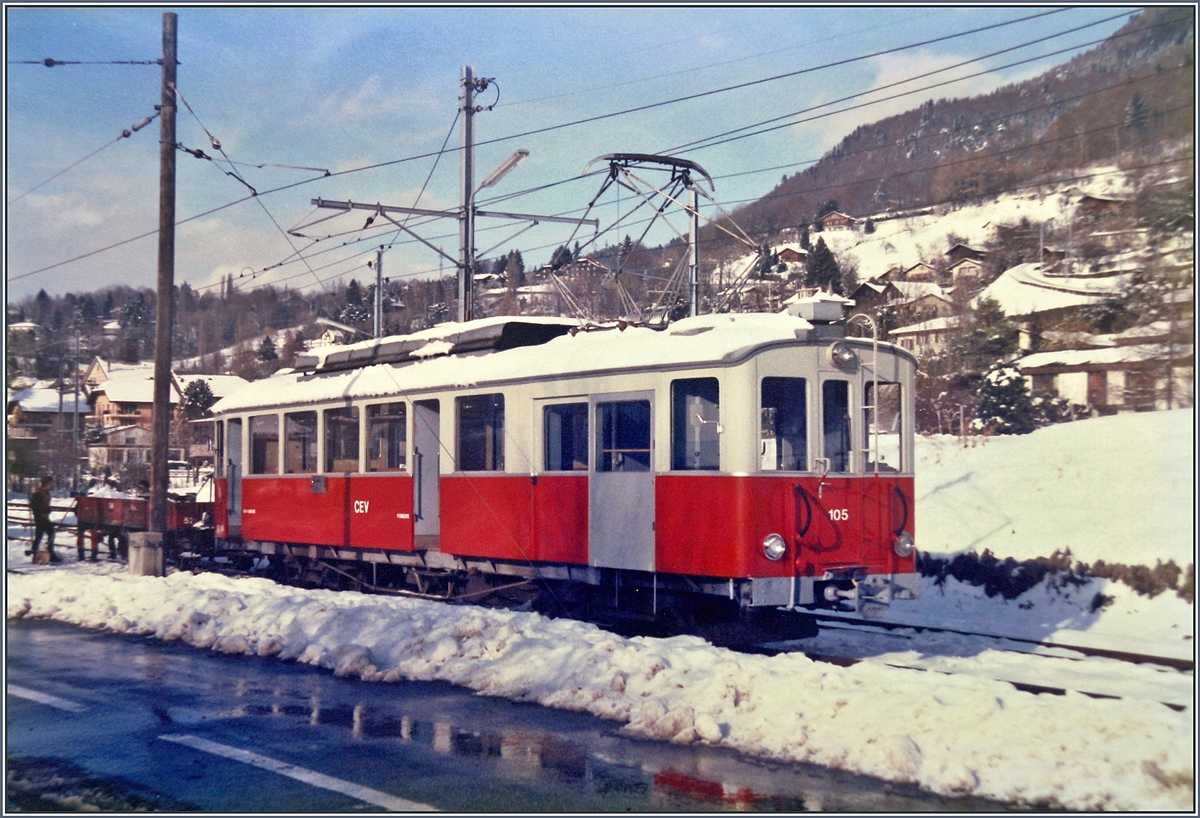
[829,508,849,522]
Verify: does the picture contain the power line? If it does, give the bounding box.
[669,8,1138,155]
[7,111,159,205]
[501,9,943,109]
[7,58,160,66]
[7,8,1148,285]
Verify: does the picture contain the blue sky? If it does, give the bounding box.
[5,6,1138,302]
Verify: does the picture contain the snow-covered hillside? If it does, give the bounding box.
[7,409,1194,811]
[818,167,1136,277]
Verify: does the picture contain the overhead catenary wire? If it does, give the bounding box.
[667,8,1140,155]
[7,111,159,205]
[11,8,1156,286]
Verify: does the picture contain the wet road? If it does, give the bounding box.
[7,618,1012,812]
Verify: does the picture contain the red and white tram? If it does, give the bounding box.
[211,299,918,624]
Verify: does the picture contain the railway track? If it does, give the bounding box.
[757,614,1194,712]
[803,612,1194,671]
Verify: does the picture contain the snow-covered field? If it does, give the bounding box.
[7,410,1194,810]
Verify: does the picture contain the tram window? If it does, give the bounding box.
[864,382,902,472]
[822,380,851,473]
[457,394,505,471]
[284,411,318,474]
[671,378,720,470]
[544,403,588,471]
[249,414,279,475]
[597,400,651,472]
[367,402,407,472]
[324,406,360,473]
[761,377,807,471]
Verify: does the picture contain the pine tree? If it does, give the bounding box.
[257,335,278,362]
[804,237,843,293]
[180,379,216,420]
[971,363,1037,435]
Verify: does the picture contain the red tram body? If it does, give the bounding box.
[211,306,919,620]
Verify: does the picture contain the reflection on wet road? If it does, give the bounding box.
[7,618,1012,811]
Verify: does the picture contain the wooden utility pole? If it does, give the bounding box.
[458,65,477,323]
[150,12,177,533]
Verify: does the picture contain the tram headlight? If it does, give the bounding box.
[830,341,859,371]
[762,533,787,561]
[893,531,915,558]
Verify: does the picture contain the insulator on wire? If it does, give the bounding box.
[131,116,154,132]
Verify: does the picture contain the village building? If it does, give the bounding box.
[892,282,955,323]
[817,211,856,231]
[887,315,962,357]
[944,243,987,266]
[975,262,1124,348]
[947,257,985,287]
[898,261,937,282]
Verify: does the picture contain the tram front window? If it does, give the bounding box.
[761,377,807,471]
[864,382,902,472]
[822,380,851,473]
[671,378,719,471]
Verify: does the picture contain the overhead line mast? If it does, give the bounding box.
[313,65,597,332]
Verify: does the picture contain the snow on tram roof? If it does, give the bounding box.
[213,312,818,414]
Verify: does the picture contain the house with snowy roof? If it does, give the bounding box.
[887,315,963,357]
[1015,323,1193,414]
[817,211,856,231]
[944,243,987,266]
[975,263,1125,348]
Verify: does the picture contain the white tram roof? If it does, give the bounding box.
[213,312,832,414]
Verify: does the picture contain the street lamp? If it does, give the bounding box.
[478,149,528,192]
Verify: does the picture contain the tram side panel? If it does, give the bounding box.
[240,474,415,550]
[439,474,588,564]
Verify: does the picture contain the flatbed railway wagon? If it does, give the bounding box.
[75,495,210,561]
[210,303,918,623]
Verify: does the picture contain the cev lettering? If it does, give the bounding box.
[353,500,370,514]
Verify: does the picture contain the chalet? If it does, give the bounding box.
[7,379,88,438]
[948,257,985,286]
[887,315,962,357]
[847,280,903,315]
[944,243,987,266]
[776,244,808,266]
[899,262,937,282]
[818,211,855,231]
[1076,193,1129,220]
[1015,334,1193,414]
[892,282,954,323]
[88,371,175,430]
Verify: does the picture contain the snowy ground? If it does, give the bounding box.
[6,410,1194,810]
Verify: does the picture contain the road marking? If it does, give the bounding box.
[158,734,436,812]
[7,684,88,712]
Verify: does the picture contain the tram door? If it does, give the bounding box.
[413,400,441,548]
[589,392,655,572]
[227,418,243,533]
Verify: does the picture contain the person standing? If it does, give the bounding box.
[29,476,61,563]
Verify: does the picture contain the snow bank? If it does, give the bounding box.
[6,569,1192,810]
